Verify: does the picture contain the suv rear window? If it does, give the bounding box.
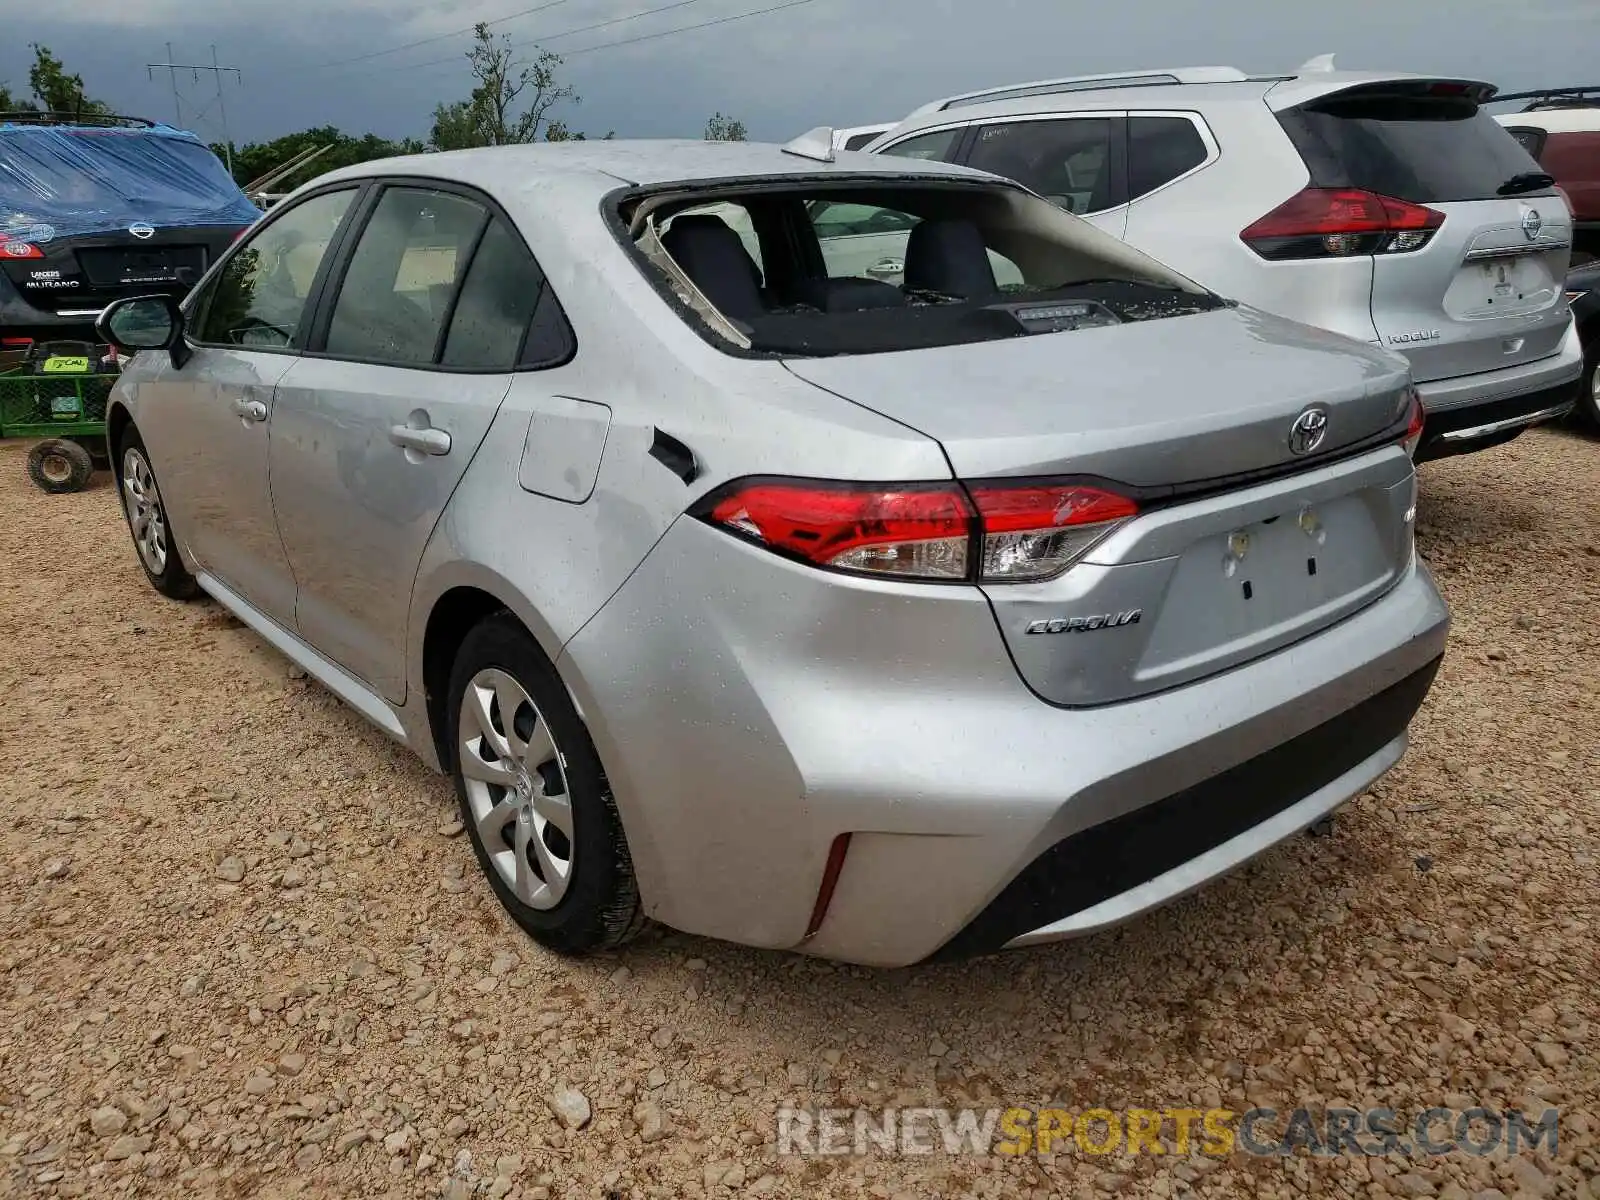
[1278,88,1551,204]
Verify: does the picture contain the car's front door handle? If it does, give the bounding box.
[232,398,268,423]
[389,424,451,456]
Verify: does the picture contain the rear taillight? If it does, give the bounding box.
[1241,188,1445,260]
[0,238,44,259]
[966,483,1138,581]
[1402,386,1425,459]
[695,478,1138,584]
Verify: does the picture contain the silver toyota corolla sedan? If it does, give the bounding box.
[96,137,1449,967]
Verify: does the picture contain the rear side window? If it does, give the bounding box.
[441,219,557,371]
[1278,92,1550,203]
[843,131,882,152]
[1502,126,1547,158]
[877,128,964,163]
[966,118,1117,215]
[1127,116,1209,200]
[325,188,488,365]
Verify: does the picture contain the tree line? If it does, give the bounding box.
[1,30,748,191]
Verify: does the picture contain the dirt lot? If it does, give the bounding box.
[1,430,1597,1200]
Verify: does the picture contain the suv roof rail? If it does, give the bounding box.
[0,110,157,129]
[1493,85,1600,111]
[908,66,1252,115]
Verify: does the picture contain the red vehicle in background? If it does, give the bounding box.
[1497,87,1600,265]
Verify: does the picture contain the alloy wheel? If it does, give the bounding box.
[457,668,575,910]
[122,448,168,575]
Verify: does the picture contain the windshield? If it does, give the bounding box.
[629,180,1222,356]
[0,126,260,239]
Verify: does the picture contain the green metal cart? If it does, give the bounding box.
[0,341,121,494]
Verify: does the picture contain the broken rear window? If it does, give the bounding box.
[620,179,1224,356]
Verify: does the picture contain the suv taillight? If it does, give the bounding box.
[693,478,1139,584]
[1242,188,1445,260]
[0,235,44,260]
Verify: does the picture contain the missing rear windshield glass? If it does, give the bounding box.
[618,179,1224,356]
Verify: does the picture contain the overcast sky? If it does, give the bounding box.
[3,0,1597,148]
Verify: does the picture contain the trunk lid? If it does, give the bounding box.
[784,305,1418,706]
[1271,77,1575,385]
[782,305,1411,486]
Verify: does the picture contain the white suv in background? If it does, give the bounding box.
[865,60,1584,461]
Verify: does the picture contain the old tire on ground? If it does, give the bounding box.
[26,439,95,494]
[447,612,645,956]
[117,427,200,600]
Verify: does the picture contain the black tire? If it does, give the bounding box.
[1579,341,1600,430]
[116,427,200,601]
[26,438,94,494]
[446,612,644,955]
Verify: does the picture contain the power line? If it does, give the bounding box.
[342,0,712,77]
[306,0,577,72]
[563,0,821,58]
[145,44,243,172]
[349,0,822,76]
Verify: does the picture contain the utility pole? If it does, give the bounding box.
[145,44,243,174]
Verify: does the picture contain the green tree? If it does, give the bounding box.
[429,23,576,150]
[0,81,26,113]
[218,126,424,188]
[27,44,108,116]
[704,112,747,141]
[545,120,615,142]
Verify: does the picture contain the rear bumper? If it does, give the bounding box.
[561,514,1450,967]
[1414,320,1582,460]
[0,277,103,342]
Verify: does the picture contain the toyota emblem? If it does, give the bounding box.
[1520,207,1542,242]
[1288,406,1329,456]
[128,222,155,240]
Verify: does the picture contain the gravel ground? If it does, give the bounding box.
[0,429,1596,1200]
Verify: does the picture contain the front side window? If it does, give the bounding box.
[325,188,488,366]
[195,188,355,348]
[877,127,964,163]
[1127,116,1210,201]
[966,118,1116,215]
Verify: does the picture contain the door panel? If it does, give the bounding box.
[268,359,510,701]
[134,349,298,622]
[137,186,360,625]
[266,185,524,702]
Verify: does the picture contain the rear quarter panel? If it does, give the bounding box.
[403,179,950,901]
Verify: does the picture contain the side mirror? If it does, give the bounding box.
[96,294,191,369]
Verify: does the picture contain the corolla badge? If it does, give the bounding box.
[1288,405,1330,456]
[1520,207,1542,242]
[128,222,156,239]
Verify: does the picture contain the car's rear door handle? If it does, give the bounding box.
[232,398,268,423]
[389,424,451,456]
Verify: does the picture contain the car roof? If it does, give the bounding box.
[1495,108,1600,134]
[877,66,1491,140]
[311,139,992,203]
